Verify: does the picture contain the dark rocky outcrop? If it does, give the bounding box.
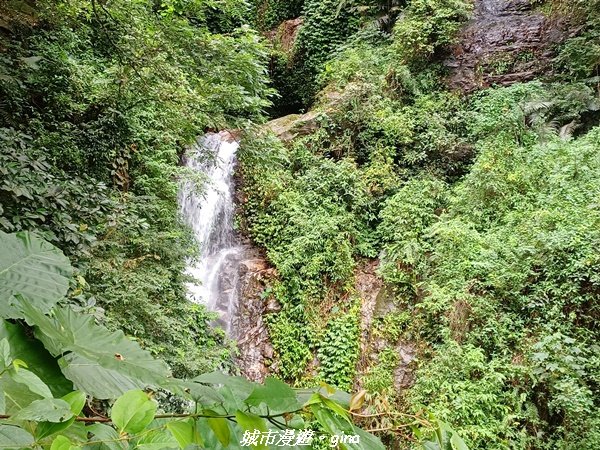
[446,0,569,92]
[354,260,417,392]
[266,18,304,53]
[233,246,278,382]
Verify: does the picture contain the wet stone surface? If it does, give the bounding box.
[446,0,568,92]
[233,246,278,383]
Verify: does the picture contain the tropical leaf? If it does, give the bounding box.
[9,367,52,399]
[36,391,86,440]
[162,379,225,404]
[245,377,301,414]
[234,411,267,450]
[50,435,81,450]
[20,304,171,399]
[58,353,147,400]
[0,231,71,319]
[2,370,46,414]
[85,423,126,450]
[451,433,469,450]
[195,372,254,411]
[135,429,178,450]
[111,390,157,434]
[0,424,35,448]
[207,417,230,447]
[167,419,201,448]
[11,398,73,422]
[0,320,72,397]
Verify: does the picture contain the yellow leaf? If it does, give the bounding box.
[349,390,367,412]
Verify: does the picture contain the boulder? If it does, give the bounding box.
[264,110,322,142]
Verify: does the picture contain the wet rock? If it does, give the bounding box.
[219,130,241,143]
[240,258,269,272]
[355,260,383,375]
[354,260,381,385]
[265,296,281,314]
[233,247,277,382]
[373,285,398,318]
[446,0,569,92]
[354,260,418,393]
[393,342,416,390]
[263,343,274,359]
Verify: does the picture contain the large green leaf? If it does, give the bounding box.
[58,354,146,400]
[310,404,353,437]
[234,411,267,450]
[8,367,52,399]
[195,372,254,411]
[2,371,45,414]
[207,417,230,448]
[20,304,171,399]
[11,398,73,422]
[194,373,255,397]
[163,379,224,404]
[0,325,68,415]
[349,425,386,450]
[0,231,72,318]
[166,419,201,448]
[0,424,35,448]
[135,429,178,450]
[36,391,86,440]
[450,432,469,450]
[85,423,126,450]
[0,320,72,398]
[244,377,301,415]
[50,435,82,450]
[111,390,157,434]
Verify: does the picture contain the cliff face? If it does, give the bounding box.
[233,247,278,382]
[445,0,569,92]
[266,17,304,54]
[355,261,417,393]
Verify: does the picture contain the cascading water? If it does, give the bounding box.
[178,131,245,336]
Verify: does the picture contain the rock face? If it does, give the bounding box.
[354,260,417,392]
[446,0,568,92]
[233,246,278,382]
[264,111,322,142]
[266,18,303,54]
[355,260,383,378]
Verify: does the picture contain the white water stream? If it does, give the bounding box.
[178,132,244,336]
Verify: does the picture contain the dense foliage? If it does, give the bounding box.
[0,230,387,449]
[0,0,272,377]
[3,0,600,448]
[240,0,600,448]
[251,0,305,31]
[258,0,361,114]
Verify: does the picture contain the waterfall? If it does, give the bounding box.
[178,131,244,336]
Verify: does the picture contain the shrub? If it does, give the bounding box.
[392,0,473,62]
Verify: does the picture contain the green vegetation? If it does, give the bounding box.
[556,0,600,78]
[0,0,272,377]
[251,0,305,30]
[0,230,385,448]
[392,0,472,62]
[2,0,599,448]
[239,0,600,448]
[318,307,360,391]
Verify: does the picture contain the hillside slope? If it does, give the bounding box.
[240,0,600,448]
